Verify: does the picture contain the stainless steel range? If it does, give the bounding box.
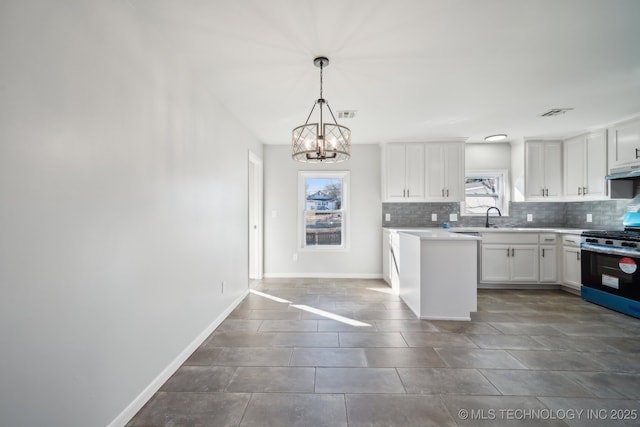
[581,221,640,318]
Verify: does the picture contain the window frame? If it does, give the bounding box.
[298,170,350,251]
[460,169,509,216]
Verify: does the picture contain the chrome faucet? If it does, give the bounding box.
[485,207,502,228]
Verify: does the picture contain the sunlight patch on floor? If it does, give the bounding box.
[249,289,371,327]
[249,289,291,304]
[291,304,372,327]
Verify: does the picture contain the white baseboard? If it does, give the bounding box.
[262,273,383,279]
[108,290,248,427]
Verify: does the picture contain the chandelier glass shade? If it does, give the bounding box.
[291,57,351,163]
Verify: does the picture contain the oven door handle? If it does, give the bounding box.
[581,243,640,257]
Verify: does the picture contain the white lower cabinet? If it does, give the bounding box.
[539,245,558,282]
[539,233,558,283]
[481,233,539,283]
[481,244,539,282]
[382,229,400,294]
[480,232,564,285]
[382,229,390,284]
[562,233,582,291]
[481,244,512,282]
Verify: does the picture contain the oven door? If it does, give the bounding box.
[581,243,640,302]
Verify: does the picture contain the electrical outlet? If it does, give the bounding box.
[385,213,391,222]
[293,253,298,262]
[431,213,437,222]
[527,214,533,222]
[449,213,458,222]
[586,213,593,223]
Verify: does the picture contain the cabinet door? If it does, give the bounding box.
[563,247,582,290]
[481,244,511,282]
[525,142,545,198]
[609,119,640,168]
[425,143,446,199]
[405,143,425,199]
[585,131,607,198]
[385,144,407,201]
[543,142,563,198]
[510,245,539,281]
[444,143,464,201]
[382,230,390,284]
[539,245,557,282]
[564,136,585,198]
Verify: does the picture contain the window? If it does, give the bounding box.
[299,171,349,250]
[461,170,508,215]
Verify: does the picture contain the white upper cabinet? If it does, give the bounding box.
[525,141,562,200]
[424,142,464,201]
[563,131,607,199]
[383,143,425,202]
[608,117,640,170]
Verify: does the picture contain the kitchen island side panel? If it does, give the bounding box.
[420,240,478,320]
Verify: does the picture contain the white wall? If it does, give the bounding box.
[0,2,261,426]
[264,145,382,277]
[465,143,511,171]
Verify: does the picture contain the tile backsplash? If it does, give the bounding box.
[383,200,628,229]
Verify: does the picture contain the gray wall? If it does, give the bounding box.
[264,145,382,277]
[0,2,261,426]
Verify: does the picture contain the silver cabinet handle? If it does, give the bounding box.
[507,248,510,257]
[511,248,515,257]
[446,189,449,197]
[545,188,549,197]
[583,186,587,195]
[636,148,640,159]
[542,189,545,196]
[403,189,406,197]
[578,187,582,195]
[442,189,445,197]
[407,189,410,197]
[542,248,545,257]
[577,252,580,261]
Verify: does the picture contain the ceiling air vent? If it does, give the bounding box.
[337,110,357,119]
[540,108,573,117]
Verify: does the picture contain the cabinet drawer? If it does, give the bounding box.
[562,234,580,247]
[481,233,539,244]
[539,233,557,244]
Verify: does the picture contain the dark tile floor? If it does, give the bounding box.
[127,278,640,426]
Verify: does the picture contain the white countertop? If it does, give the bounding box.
[399,229,482,241]
[385,226,585,235]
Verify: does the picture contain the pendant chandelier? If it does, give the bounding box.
[291,57,351,163]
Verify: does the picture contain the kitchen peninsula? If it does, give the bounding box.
[398,229,481,320]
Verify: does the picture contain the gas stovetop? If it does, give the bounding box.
[582,229,640,242]
[581,229,640,248]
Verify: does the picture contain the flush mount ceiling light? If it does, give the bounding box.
[484,134,507,142]
[291,57,351,163]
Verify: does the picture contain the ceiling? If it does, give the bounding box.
[130,0,640,145]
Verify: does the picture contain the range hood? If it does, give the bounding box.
[606,165,640,180]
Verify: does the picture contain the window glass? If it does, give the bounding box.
[300,172,348,249]
[462,172,507,215]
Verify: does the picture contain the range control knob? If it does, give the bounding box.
[605,240,614,245]
[621,242,638,248]
[585,238,599,243]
